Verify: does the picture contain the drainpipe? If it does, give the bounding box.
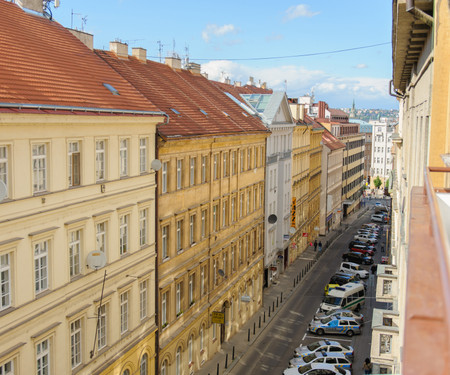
[406,0,433,27]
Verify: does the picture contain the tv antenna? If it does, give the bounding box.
[71,9,88,30]
[157,41,164,62]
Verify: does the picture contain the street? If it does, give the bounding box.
[228,200,389,375]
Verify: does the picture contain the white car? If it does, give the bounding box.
[371,214,386,223]
[283,363,350,375]
[353,233,377,243]
[340,261,369,279]
[294,339,354,358]
[289,351,353,370]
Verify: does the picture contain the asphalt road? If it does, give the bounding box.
[229,200,388,375]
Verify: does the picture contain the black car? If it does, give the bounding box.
[329,272,360,285]
[348,241,376,251]
[342,251,373,265]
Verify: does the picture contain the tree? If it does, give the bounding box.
[374,176,382,189]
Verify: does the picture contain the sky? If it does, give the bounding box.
[50,0,398,110]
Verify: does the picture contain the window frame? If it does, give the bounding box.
[95,139,107,182]
[70,318,82,369]
[34,239,49,295]
[32,143,47,193]
[139,137,148,174]
[119,138,129,177]
[68,141,81,187]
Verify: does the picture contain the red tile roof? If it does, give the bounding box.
[322,128,346,150]
[0,1,159,113]
[95,51,269,138]
[211,81,273,99]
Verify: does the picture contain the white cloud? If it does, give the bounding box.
[354,63,368,69]
[201,60,395,108]
[265,33,284,42]
[202,24,237,43]
[284,4,320,22]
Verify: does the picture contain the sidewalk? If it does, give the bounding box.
[196,207,368,375]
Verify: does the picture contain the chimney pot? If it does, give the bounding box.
[165,56,182,69]
[186,62,201,75]
[132,47,147,62]
[234,81,242,87]
[110,41,128,58]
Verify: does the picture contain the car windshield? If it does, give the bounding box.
[302,353,317,363]
[306,342,321,351]
[323,296,342,306]
[298,364,312,374]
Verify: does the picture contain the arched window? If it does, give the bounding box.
[161,360,167,375]
[188,335,193,363]
[200,325,204,351]
[140,353,148,375]
[176,347,181,375]
[122,370,130,375]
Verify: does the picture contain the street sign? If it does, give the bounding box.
[211,311,225,324]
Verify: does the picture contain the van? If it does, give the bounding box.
[320,282,365,312]
[371,214,386,223]
[340,261,370,278]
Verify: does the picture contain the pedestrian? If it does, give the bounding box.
[363,357,373,374]
[371,264,377,275]
[314,240,318,251]
[381,245,385,253]
[318,241,322,251]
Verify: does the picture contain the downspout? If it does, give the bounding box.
[406,0,433,27]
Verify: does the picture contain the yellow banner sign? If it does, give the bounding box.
[211,311,225,324]
[291,197,296,227]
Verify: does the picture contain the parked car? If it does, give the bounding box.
[342,252,373,265]
[353,233,378,244]
[289,352,353,371]
[371,214,386,223]
[361,223,381,231]
[348,244,375,256]
[348,240,376,251]
[357,228,380,236]
[340,261,370,278]
[325,272,365,295]
[283,363,350,375]
[314,308,364,325]
[308,316,361,337]
[293,340,354,359]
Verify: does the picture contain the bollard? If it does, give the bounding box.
[232,345,235,360]
[276,296,279,307]
[259,315,261,328]
[272,301,275,311]
[225,353,228,369]
[248,328,250,341]
[217,363,219,375]
[253,322,256,335]
[269,306,271,317]
[281,292,283,303]
[293,279,296,287]
[264,310,266,322]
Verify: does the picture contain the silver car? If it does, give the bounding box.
[308,316,361,337]
[314,308,364,325]
[294,340,354,358]
[289,351,352,370]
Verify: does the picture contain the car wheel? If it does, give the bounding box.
[316,328,324,336]
[346,330,354,337]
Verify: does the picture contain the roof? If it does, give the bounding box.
[95,51,268,138]
[322,128,346,150]
[0,1,159,113]
[210,81,273,98]
[329,108,348,117]
[349,119,372,133]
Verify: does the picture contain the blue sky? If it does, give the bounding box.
[51,0,397,110]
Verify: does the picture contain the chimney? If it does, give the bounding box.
[186,62,201,75]
[16,0,43,13]
[261,82,267,89]
[132,47,147,63]
[300,104,305,121]
[234,81,242,87]
[318,101,326,118]
[165,56,182,70]
[110,41,128,58]
[225,77,231,85]
[248,76,255,86]
[201,72,208,79]
[68,29,93,50]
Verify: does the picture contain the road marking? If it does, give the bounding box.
[303,334,353,342]
[302,333,307,341]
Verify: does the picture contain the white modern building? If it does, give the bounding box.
[240,92,295,285]
[370,121,394,188]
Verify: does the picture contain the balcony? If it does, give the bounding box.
[403,167,450,375]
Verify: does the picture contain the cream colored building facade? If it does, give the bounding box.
[0,113,163,375]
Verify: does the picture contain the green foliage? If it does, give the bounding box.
[385,178,390,188]
[373,176,382,189]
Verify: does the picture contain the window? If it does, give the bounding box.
[239,194,243,217]
[0,360,14,375]
[231,197,236,223]
[70,319,82,369]
[32,144,47,193]
[380,334,392,354]
[139,209,148,247]
[0,253,11,310]
[119,215,129,255]
[212,204,218,232]
[232,150,237,175]
[240,150,244,172]
[177,159,183,190]
[36,338,50,375]
[222,252,227,277]
[231,245,235,272]
[201,209,207,238]
[162,161,168,193]
[188,335,193,364]
[188,274,194,305]
[223,152,228,177]
[382,280,392,295]
[140,354,148,375]
[0,145,8,198]
[120,291,129,333]
[176,220,183,251]
[190,157,196,186]
[119,139,129,177]
[247,148,252,170]
[246,191,250,214]
[161,292,167,326]
[139,280,148,320]
[212,323,217,340]
[200,265,206,296]
[162,225,169,259]
[34,240,49,294]
[161,360,167,375]
[176,282,182,315]
[139,138,148,174]
[68,141,81,187]
[222,200,228,227]
[213,154,218,180]
[213,259,217,286]
[189,215,196,245]
[69,229,81,277]
[96,140,106,182]
[200,326,204,351]
[97,304,107,349]
[96,222,107,253]
[201,156,207,183]
[176,347,181,375]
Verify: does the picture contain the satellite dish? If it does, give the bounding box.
[0,181,7,202]
[86,250,107,270]
[268,214,277,224]
[151,159,162,171]
[289,227,296,234]
[218,269,225,277]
